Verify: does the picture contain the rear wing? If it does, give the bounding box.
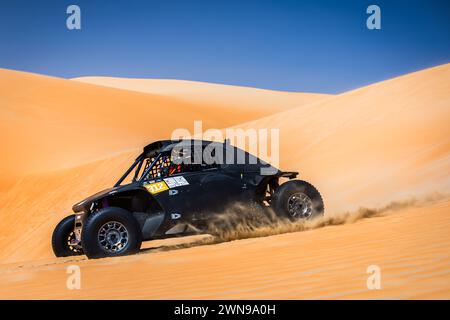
[276,171,298,179]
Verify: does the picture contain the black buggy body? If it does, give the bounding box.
[52,139,324,259]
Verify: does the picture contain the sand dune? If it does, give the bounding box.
[0,69,323,189]
[0,152,136,263]
[0,199,448,299]
[0,64,449,299]
[73,77,330,115]
[236,63,450,213]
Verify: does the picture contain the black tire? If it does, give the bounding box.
[81,207,142,259]
[272,180,324,220]
[52,215,84,257]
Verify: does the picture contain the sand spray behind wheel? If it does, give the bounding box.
[155,192,448,252]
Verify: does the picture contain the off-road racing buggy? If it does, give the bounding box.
[52,140,324,259]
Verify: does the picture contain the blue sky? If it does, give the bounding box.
[1,0,449,93]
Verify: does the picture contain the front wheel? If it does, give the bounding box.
[52,215,84,257]
[272,180,324,220]
[81,207,142,259]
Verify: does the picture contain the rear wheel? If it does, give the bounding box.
[52,215,84,257]
[272,180,324,220]
[81,207,142,259]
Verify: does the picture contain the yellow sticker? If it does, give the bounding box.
[144,181,169,194]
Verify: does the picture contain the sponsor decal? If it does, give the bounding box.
[144,181,169,194]
[164,176,190,188]
[171,213,182,220]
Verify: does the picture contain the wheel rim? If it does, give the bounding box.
[287,193,313,218]
[97,221,129,253]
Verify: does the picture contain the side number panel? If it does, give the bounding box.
[144,181,169,194]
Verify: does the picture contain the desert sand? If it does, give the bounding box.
[73,76,328,117]
[0,64,449,299]
[236,63,450,213]
[0,199,449,299]
[0,69,325,189]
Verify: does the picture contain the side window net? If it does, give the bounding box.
[149,156,171,179]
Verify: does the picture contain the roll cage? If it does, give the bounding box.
[114,139,289,187]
